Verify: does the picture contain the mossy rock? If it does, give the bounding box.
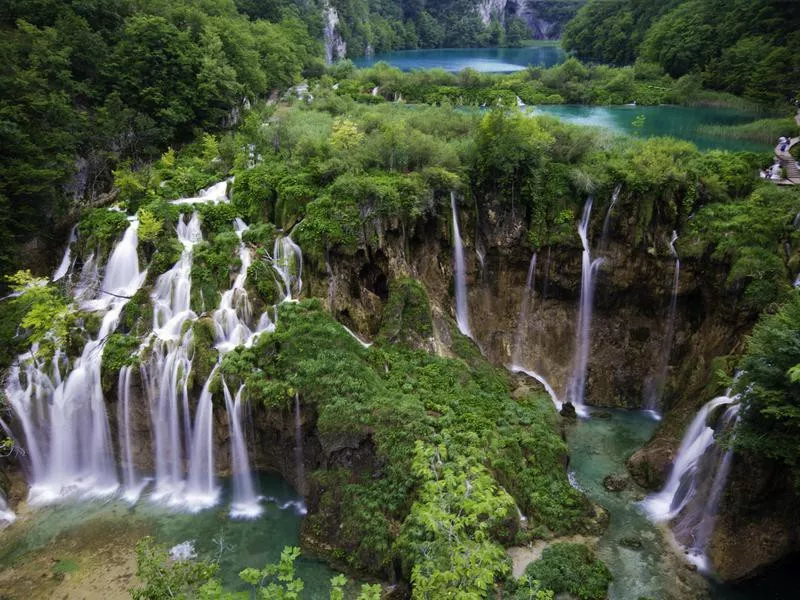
[242,222,278,247]
[119,289,152,335]
[189,317,218,390]
[101,333,141,393]
[246,260,282,309]
[147,237,183,284]
[77,209,128,259]
[378,278,433,347]
[190,232,240,313]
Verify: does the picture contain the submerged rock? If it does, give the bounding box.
[560,402,577,419]
[603,474,629,492]
[618,536,643,550]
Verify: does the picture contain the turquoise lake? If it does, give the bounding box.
[353,44,566,72]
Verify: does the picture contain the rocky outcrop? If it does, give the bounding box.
[323,1,347,64]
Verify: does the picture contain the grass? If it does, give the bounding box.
[697,117,800,146]
[51,559,79,575]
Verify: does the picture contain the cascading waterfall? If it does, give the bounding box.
[450,192,472,339]
[566,198,601,414]
[5,218,145,504]
[185,369,218,509]
[224,381,260,518]
[642,391,740,570]
[645,231,680,416]
[0,491,14,526]
[512,252,537,367]
[53,225,78,282]
[144,212,203,504]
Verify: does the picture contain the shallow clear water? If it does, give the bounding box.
[0,473,336,597]
[532,105,770,152]
[566,410,672,600]
[353,44,565,72]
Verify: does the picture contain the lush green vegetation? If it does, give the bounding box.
[563,0,800,106]
[219,298,587,592]
[698,118,800,146]
[734,291,800,490]
[0,0,319,283]
[520,543,612,600]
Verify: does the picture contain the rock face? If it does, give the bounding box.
[708,454,800,581]
[602,474,628,492]
[323,1,346,64]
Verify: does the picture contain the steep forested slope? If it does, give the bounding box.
[563,0,800,105]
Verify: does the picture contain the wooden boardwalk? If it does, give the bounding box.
[774,111,800,185]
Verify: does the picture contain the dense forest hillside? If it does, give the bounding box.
[563,0,800,104]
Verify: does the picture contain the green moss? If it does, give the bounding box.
[148,237,183,283]
[220,300,587,582]
[378,277,433,346]
[197,201,239,237]
[523,543,612,600]
[189,317,218,391]
[77,209,128,257]
[246,260,281,308]
[119,289,152,336]
[190,231,240,312]
[241,222,278,247]
[101,333,141,393]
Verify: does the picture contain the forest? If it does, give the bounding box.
[2,1,800,599]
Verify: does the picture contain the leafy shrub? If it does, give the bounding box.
[524,543,612,600]
[101,333,141,392]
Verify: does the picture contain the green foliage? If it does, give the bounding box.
[130,536,219,600]
[101,333,141,392]
[137,208,162,243]
[190,230,240,312]
[5,270,73,361]
[379,278,433,345]
[78,209,129,256]
[563,0,800,105]
[220,300,585,587]
[524,543,612,600]
[734,292,800,489]
[683,185,800,311]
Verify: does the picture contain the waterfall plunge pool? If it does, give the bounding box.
[0,473,337,599]
[566,408,797,600]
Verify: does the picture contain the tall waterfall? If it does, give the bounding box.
[645,231,681,415]
[118,365,146,503]
[294,394,306,500]
[512,252,537,367]
[642,391,740,569]
[225,382,260,518]
[5,219,145,504]
[274,235,303,301]
[185,370,218,509]
[566,198,601,413]
[451,192,472,339]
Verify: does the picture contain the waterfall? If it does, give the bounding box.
[118,365,147,503]
[294,394,306,504]
[516,96,525,108]
[0,491,14,526]
[512,252,537,367]
[511,366,562,411]
[53,225,78,282]
[5,218,145,504]
[273,235,303,301]
[566,198,601,413]
[451,192,472,339]
[185,370,218,510]
[643,393,740,570]
[170,180,229,206]
[322,1,346,63]
[600,184,621,251]
[645,231,680,415]
[642,393,736,521]
[225,382,260,519]
[371,86,379,96]
[145,213,203,504]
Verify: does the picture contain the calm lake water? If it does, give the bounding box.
[531,105,770,152]
[353,44,565,72]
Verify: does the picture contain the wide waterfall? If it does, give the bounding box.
[642,390,740,569]
[4,181,301,517]
[450,192,472,339]
[5,218,145,503]
[566,197,601,414]
[645,231,681,415]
